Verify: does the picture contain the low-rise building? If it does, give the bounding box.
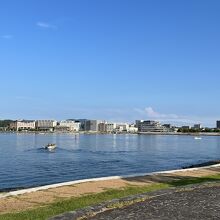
[85,120,103,132]
[127,124,138,133]
[163,124,172,129]
[71,119,87,131]
[58,120,80,132]
[98,122,106,132]
[115,123,129,132]
[36,120,57,131]
[138,120,168,132]
[106,123,117,132]
[182,126,191,129]
[10,120,36,131]
[135,120,144,128]
[163,124,176,132]
[98,122,117,133]
[193,124,202,129]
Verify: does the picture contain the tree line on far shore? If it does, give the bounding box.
[0,120,13,128]
[177,128,220,133]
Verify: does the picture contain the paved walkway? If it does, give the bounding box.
[50,182,220,220]
[88,183,220,220]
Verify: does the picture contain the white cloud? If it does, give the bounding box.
[133,106,202,126]
[86,106,217,127]
[144,107,179,119]
[36,22,57,29]
[1,35,13,39]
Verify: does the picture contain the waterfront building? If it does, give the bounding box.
[35,120,57,131]
[9,120,35,131]
[98,122,116,133]
[182,126,191,129]
[163,124,172,128]
[106,123,117,132]
[138,120,168,132]
[58,120,80,132]
[127,124,138,133]
[85,120,103,132]
[217,121,220,129]
[72,119,87,131]
[193,124,202,129]
[163,124,177,132]
[98,122,106,132]
[135,120,144,128]
[115,123,129,132]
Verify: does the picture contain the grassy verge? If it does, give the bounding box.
[1,174,220,220]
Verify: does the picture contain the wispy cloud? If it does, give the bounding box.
[36,22,57,30]
[134,106,202,125]
[134,107,178,119]
[145,107,179,119]
[1,35,13,39]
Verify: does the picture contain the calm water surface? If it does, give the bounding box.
[0,133,220,191]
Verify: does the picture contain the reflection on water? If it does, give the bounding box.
[0,133,220,191]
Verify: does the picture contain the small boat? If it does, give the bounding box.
[194,137,202,140]
[44,143,56,150]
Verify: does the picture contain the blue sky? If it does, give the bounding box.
[0,0,220,126]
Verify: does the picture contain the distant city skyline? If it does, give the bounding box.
[1,0,220,127]
[1,114,220,129]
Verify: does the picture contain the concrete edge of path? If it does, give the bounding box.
[48,181,220,220]
[1,163,220,199]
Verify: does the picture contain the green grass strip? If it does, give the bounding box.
[1,174,220,220]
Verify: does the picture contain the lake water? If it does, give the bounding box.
[0,133,220,191]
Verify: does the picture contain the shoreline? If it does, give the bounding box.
[138,132,220,136]
[182,160,220,169]
[1,161,220,198]
[1,162,220,217]
[1,131,220,136]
